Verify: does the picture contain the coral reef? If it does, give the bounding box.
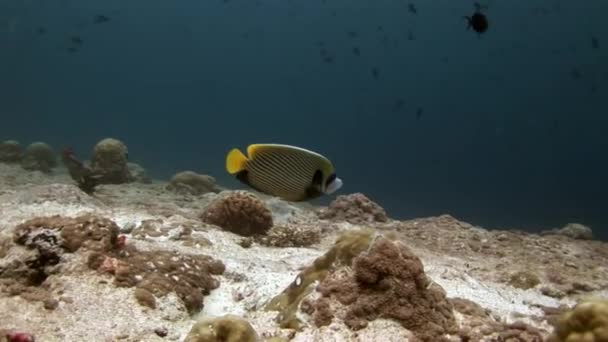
[543,223,594,240]
[20,142,57,173]
[317,192,388,224]
[1,214,224,315]
[547,298,608,342]
[0,215,120,305]
[265,228,456,341]
[315,236,457,340]
[201,191,273,236]
[184,314,260,342]
[508,270,541,290]
[255,223,321,248]
[265,229,375,330]
[1,157,608,341]
[167,171,222,195]
[127,162,151,183]
[129,219,212,247]
[90,138,132,184]
[0,140,22,163]
[88,247,225,314]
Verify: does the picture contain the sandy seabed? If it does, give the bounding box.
[0,163,606,342]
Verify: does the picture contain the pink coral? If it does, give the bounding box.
[6,331,35,342]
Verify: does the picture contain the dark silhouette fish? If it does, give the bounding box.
[94,15,110,24]
[352,47,360,56]
[408,3,417,14]
[464,3,489,34]
[591,36,599,49]
[416,107,424,120]
[393,99,405,112]
[371,67,379,79]
[71,36,83,45]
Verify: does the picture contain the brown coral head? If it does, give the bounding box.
[319,192,388,224]
[200,191,273,236]
[318,237,457,340]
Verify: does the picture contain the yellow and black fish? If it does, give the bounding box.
[225,143,343,202]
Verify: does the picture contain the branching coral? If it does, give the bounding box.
[318,192,388,224]
[61,147,102,194]
[201,191,273,236]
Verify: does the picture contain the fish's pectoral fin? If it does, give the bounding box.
[226,148,248,174]
[305,170,324,199]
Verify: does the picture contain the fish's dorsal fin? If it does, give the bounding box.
[226,148,248,174]
[247,143,329,161]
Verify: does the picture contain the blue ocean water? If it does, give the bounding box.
[1,0,606,238]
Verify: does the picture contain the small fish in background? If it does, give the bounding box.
[407,29,415,41]
[319,48,334,64]
[371,67,379,79]
[415,107,424,120]
[225,144,343,202]
[590,83,597,93]
[591,36,599,49]
[570,67,582,80]
[408,3,417,14]
[67,47,78,53]
[71,36,83,45]
[392,99,405,112]
[347,31,358,38]
[352,46,360,56]
[36,27,46,35]
[464,2,489,34]
[94,14,110,24]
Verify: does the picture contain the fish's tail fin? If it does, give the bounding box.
[463,16,471,29]
[226,148,248,174]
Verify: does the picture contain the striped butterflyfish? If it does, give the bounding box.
[225,143,343,202]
